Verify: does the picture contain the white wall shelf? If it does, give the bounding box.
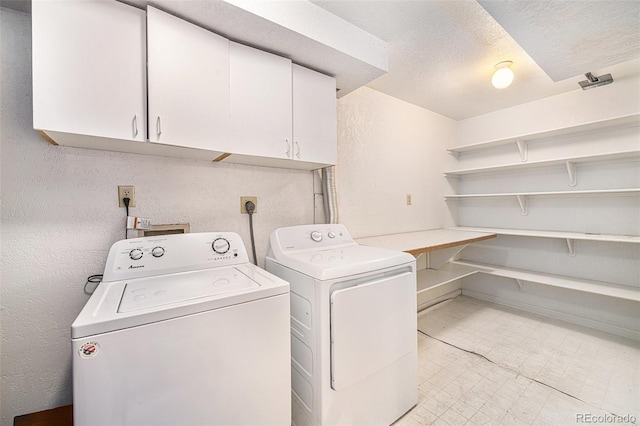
[449,111,640,339]
[416,263,478,310]
[417,262,478,291]
[444,150,640,186]
[452,260,640,302]
[453,226,640,257]
[445,188,640,215]
[453,226,640,244]
[448,113,640,159]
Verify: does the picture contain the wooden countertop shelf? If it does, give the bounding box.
[356,230,495,310]
[356,228,496,256]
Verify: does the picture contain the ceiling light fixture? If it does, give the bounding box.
[491,61,514,89]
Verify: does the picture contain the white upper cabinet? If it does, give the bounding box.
[292,64,337,166]
[31,2,337,169]
[230,42,293,159]
[147,6,231,152]
[32,0,146,142]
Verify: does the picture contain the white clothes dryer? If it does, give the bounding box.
[266,224,417,426]
[72,232,290,426]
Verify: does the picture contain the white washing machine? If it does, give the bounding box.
[266,224,417,426]
[72,232,291,426]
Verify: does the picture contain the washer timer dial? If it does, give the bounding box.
[310,231,323,242]
[212,238,231,254]
[129,248,143,260]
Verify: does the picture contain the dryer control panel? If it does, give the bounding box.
[268,224,356,258]
[103,232,250,282]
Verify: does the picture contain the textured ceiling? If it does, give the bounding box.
[4,0,640,120]
[478,0,640,82]
[311,0,640,120]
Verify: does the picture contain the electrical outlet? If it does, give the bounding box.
[240,196,258,213]
[118,185,136,207]
[406,194,412,205]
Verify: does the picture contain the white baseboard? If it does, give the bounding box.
[462,289,640,342]
[417,289,461,312]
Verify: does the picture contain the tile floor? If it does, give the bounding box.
[396,296,640,425]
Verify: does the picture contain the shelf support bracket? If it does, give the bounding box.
[515,279,527,292]
[566,238,576,257]
[414,252,427,270]
[516,195,528,215]
[516,139,528,162]
[565,161,577,187]
[426,244,469,269]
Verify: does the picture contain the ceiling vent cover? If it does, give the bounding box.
[578,72,614,90]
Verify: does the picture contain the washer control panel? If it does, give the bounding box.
[103,232,249,282]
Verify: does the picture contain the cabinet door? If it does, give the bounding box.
[147,7,230,151]
[292,64,337,165]
[32,0,146,142]
[230,42,293,159]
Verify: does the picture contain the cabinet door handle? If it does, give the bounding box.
[294,141,301,159]
[285,139,291,157]
[132,114,139,137]
[156,116,162,137]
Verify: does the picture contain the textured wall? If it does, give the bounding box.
[0,8,315,424]
[335,86,457,238]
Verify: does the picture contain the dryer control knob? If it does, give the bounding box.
[310,231,323,242]
[129,249,143,261]
[151,246,165,258]
[328,231,336,239]
[212,238,230,254]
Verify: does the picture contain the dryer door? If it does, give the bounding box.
[330,269,416,391]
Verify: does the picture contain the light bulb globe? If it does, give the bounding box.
[492,64,514,89]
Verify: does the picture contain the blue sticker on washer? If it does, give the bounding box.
[79,341,99,359]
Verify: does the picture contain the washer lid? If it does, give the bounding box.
[267,244,415,281]
[119,267,258,313]
[71,264,289,339]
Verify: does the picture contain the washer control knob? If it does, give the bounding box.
[129,249,143,261]
[327,231,336,239]
[212,238,230,254]
[310,231,323,242]
[151,246,165,258]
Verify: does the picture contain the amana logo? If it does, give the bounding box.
[78,341,100,359]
